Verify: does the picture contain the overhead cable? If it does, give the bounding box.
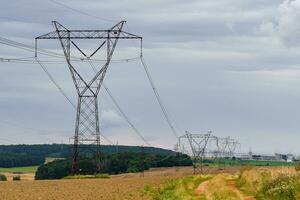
[140,56,179,139]
[87,60,151,146]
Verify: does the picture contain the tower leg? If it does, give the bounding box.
[72,96,100,175]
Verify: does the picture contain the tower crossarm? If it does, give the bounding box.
[36,30,142,40]
[36,21,142,40]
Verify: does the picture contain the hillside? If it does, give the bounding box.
[0,144,175,168]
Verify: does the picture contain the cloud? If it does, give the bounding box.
[101,110,124,127]
[2,0,300,154]
[260,0,300,46]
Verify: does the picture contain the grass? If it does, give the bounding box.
[0,174,7,181]
[202,158,294,167]
[0,166,38,173]
[143,166,300,200]
[203,173,243,200]
[143,175,212,200]
[224,160,294,167]
[64,174,110,179]
[236,167,300,199]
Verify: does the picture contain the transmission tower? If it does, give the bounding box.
[179,131,212,174]
[217,137,238,158]
[36,21,142,174]
[227,140,239,158]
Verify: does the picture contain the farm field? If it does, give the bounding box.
[0,166,241,200]
[0,167,192,200]
[0,166,37,181]
[0,176,170,200]
[1,165,299,199]
[0,166,38,173]
[0,166,38,181]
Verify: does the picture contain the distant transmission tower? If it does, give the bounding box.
[36,21,142,174]
[179,131,212,174]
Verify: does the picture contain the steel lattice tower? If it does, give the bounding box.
[179,131,212,174]
[36,21,142,174]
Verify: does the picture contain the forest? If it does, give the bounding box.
[35,152,192,179]
[0,144,181,168]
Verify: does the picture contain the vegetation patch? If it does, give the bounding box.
[236,168,272,195]
[203,173,243,200]
[257,174,300,200]
[0,144,178,168]
[12,175,21,181]
[236,167,300,199]
[295,162,300,172]
[0,166,38,173]
[64,174,110,179]
[143,175,212,200]
[202,158,294,167]
[0,173,7,181]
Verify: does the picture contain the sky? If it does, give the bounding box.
[1,0,300,155]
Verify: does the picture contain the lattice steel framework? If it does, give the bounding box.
[179,131,241,174]
[179,131,212,174]
[36,21,142,174]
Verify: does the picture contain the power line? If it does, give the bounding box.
[0,56,140,64]
[124,22,180,140]
[35,59,115,145]
[102,83,151,146]
[0,25,178,150]
[87,60,151,146]
[47,0,117,23]
[0,36,66,59]
[0,36,141,64]
[101,134,114,145]
[140,56,179,139]
[35,58,76,108]
[0,36,147,147]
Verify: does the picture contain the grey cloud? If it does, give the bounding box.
[1,0,300,154]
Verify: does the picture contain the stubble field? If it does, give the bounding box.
[0,166,245,200]
[0,167,193,200]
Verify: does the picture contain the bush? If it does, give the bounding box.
[295,162,300,172]
[258,175,300,200]
[0,174,7,181]
[35,159,71,180]
[64,174,110,179]
[13,175,21,181]
[236,168,272,194]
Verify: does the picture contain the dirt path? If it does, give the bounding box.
[195,176,255,200]
[226,179,255,200]
[195,180,209,194]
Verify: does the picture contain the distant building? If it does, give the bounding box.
[287,154,294,162]
[239,152,295,162]
[275,153,295,162]
[252,154,277,161]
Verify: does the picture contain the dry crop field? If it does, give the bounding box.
[0,167,194,200]
[0,166,255,200]
[0,176,169,200]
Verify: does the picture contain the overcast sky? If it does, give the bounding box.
[1,0,300,155]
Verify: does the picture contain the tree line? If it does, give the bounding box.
[35,152,192,179]
[0,144,180,168]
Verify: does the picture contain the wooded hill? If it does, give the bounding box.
[0,144,177,168]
